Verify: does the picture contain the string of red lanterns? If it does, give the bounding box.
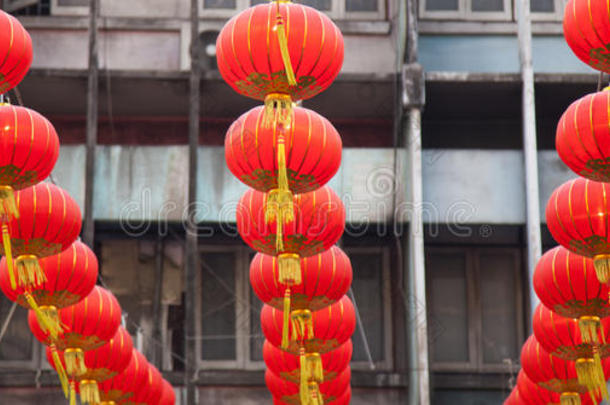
[0,10,175,405]
[508,0,610,404]
[218,0,351,403]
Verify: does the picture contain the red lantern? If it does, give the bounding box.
[160,379,176,405]
[122,362,163,405]
[521,335,610,402]
[0,11,32,93]
[97,349,148,404]
[546,178,610,283]
[1,183,81,293]
[216,2,344,107]
[266,368,350,405]
[532,304,610,396]
[556,90,610,181]
[563,0,610,73]
[28,285,121,398]
[263,339,352,384]
[534,246,610,319]
[0,241,97,343]
[47,326,133,405]
[225,104,342,199]
[503,389,521,405]
[517,370,594,405]
[261,295,355,355]
[251,246,352,312]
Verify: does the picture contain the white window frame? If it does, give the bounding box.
[528,0,566,21]
[344,246,393,371]
[426,247,523,374]
[420,0,512,21]
[200,0,386,20]
[50,0,89,16]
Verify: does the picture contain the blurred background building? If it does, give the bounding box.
[0,0,597,404]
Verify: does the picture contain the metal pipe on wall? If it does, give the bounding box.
[184,0,200,403]
[516,0,542,325]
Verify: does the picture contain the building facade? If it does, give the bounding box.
[0,0,594,404]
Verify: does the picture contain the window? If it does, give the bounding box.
[50,0,88,16]
[420,0,567,21]
[201,0,386,20]
[426,247,523,372]
[0,295,38,369]
[192,244,393,371]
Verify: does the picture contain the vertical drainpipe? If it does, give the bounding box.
[84,0,99,248]
[516,0,541,327]
[403,0,429,404]
[185,0,200,403]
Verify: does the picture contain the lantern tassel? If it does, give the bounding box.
[291,309,313,343]
[69,380,77,405]
[593,254,610,284]
[576,358,606,399]
[306,353,323,383]
[579,316,603,345]
[278,253,301,285]
[274,7,297,87]
[80,380,101,405]
[282,287,292,350]
[266,138,295,253]
[308,382,324,405]
[50,344,69,398]
[23,292,56,340]
[299,348,308,405]
[263,93,294,129]
[0,186,18,290]
[560,393,581,405]
[16,254,46,289]
[1,223,15,290]
[64,348,87,377]
[593,346,609,400]
[41,305,64,340]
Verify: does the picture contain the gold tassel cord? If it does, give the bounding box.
[305,353,323,383]
[592,345,609,400]
[579,316,604,345]
[0,186,18,290]
[41,305,65,338]
[16,254,46,289]
[69,380,77,405]
[560,393,581,405]
[273,1,297,87]
[291,310,314,343]
[1,224,15,290]
[266,137,295,253]
[64,348,87,377]
[80,380,101,405]
[307,382,324,405]
[593,254,610,284]
[23,293,57,340]
[299,347,308,405]
[282,287,292,349]
[50,344,69,398]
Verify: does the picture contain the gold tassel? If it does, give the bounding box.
[308,382,324,405]
[282,287,292,350]
[592,346,609,400]
[80,380,101,404]
[41,305,64,339]
[50,344,69,398]
[593,254,610,284]
[278,253,301,285]
[16,254,46,289]
[1,223,15,290]
[560,393,581,405]
[64,348,87,377]
[274,5,297,87]
[69,380,77,405]
[579,316,603,345]
[299,348,308,405]
[576,357,606,398]
[291,310,313,343]
[263,93,294,129]
[306,353,323,383]
[265,138,295,252]
[23,292,56,340]
[100,402,117,405]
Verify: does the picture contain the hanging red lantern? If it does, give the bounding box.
[97,349,148,404]
[1,182,81,293]
[273,389,351,405]
[0,104,61,291]
[266,367,350,405]
[250,246,352,312]
[261,295,355,354]
[0,241,98,343]
[28,285,121,401]
[263,339,352,384]
[160,379,176,405]
[0,11,33,93]
[517,370,594,405]
[532,304,610,397]
[521,335,610,403]
[121,362,163,405]
[546,178,610,283]
[216,1,344,121]
[225,105,342,228]
[47,327,133,405]
[503,389,521,405]
[556,90,610,181]
[563,0,610,73]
